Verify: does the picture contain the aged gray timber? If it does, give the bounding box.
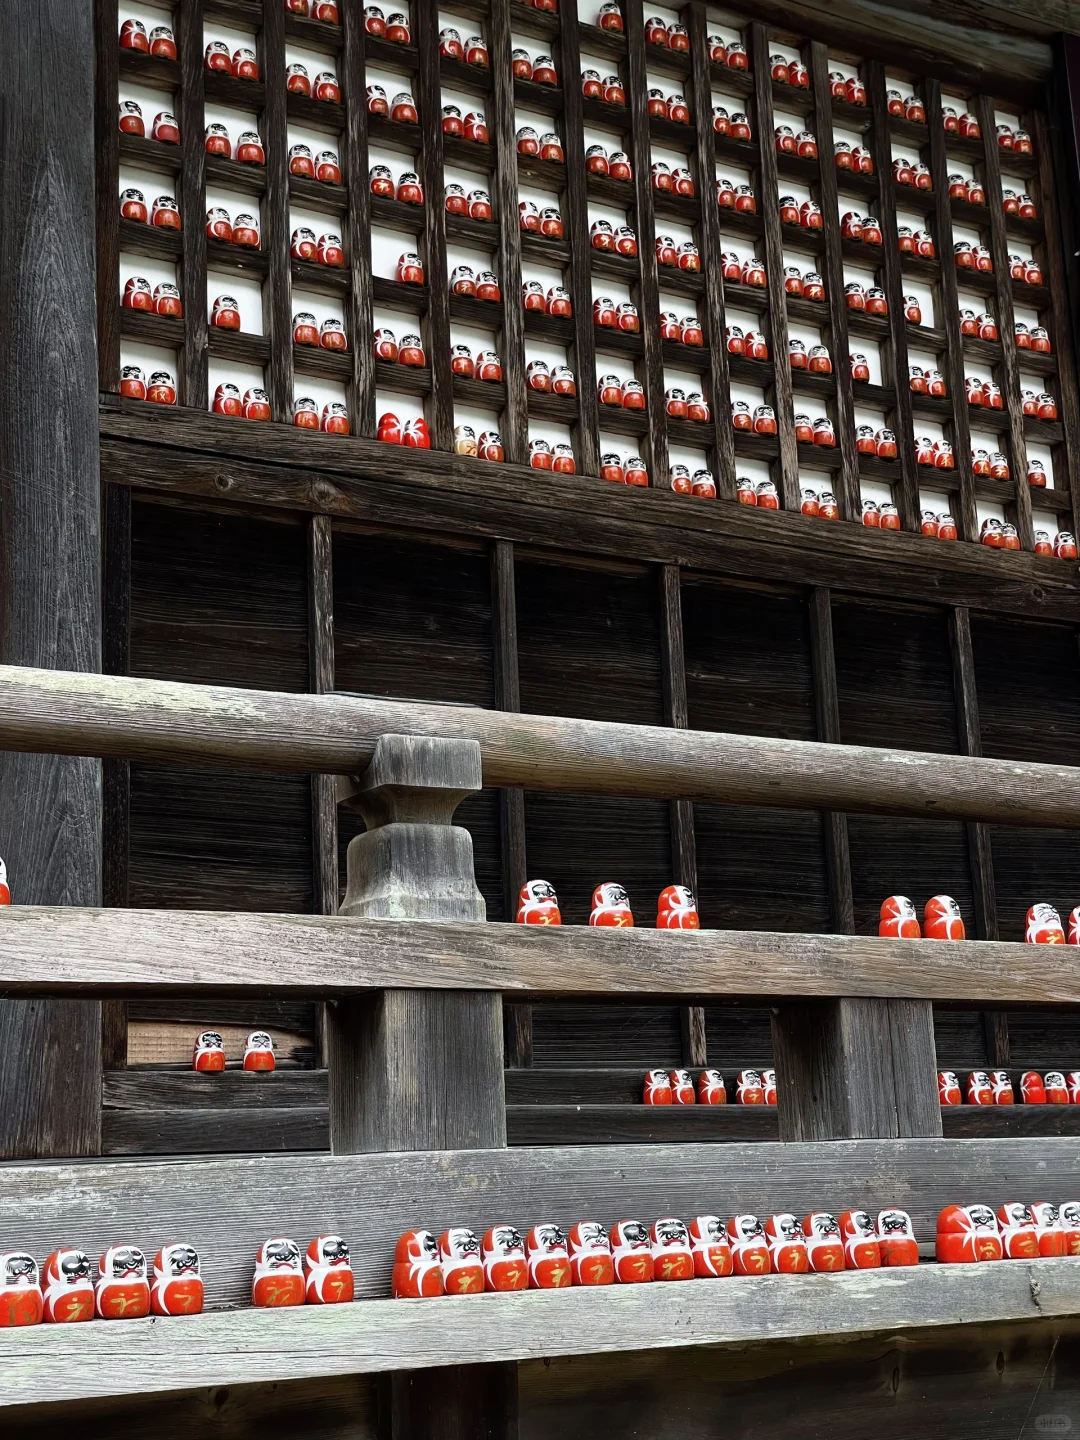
[0,0,103,1157]
[5,907,1080,1003]
[0,1256,1077,1410]
[3,665,1080,826]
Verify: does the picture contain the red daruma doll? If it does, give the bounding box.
[252,1239,305,1307]
[244,1030,275,1071]
[482,1226,528,1292]
[151,1243,204,1316]
[736,1068,765,1105]
[0,857,9,905]
[689,1217,733,1277]
[305,1236,354,1304]
[193,1029,226,1072]
[96,1245,150,1319]
[439,1228,484,1294]
[938,1070,961,1105]
[801,1213,845,1272]
[936,1204,1002,1263]
[924,895,965,940]
[670,1068,696,1104]
[698,1068,726,1104]
[567,1222,614,1285]
[766,1215,809,1273]
[517,879,561,924]
[839,1211,880,1269]
[996,1202,1040,1258]
[0,1254,42,1327]
[590,882,633,927]
[650,1218,694,1280]
[41,1249,94,1323]
[611,1220,654,1282]
[877,1210,918,1266]
[643,1068,673,1105]
[1061,1203,1080,1254]
[879,894,920,938]
[1026,902,1065,943]
[656,884,699,929]
[527,1224,571,1288]
[727,1215,770,1275]
[392,1230,443,1298]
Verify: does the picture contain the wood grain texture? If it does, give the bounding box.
[867,61,918,534]
[2,1138,1080,1404]
[261,0,293,422]
[489,0,528,465]
[751,23,799,512]
[10,662,1080,823]
[97,413,1080,620]
[5,905,1080,1003]
[177,0,208,409]
[343,3,376,437]
[977,92,1032,548]
[415,0,453,450]
[308,515,337,920]
[925,80,977,541]
[949,606,998,941]
[94,0,121,391]
[102,1105,328,1155]
[0,0,103,1159]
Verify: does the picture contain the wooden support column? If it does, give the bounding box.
[492,542,530,1067]
[327,733,510,1440]
[101,484,131,1071]
[949,604,1007,1067]
[660,565,705,1066]
[773,590,941,1142]
[309,515,338,919]
[0,0,103,1156]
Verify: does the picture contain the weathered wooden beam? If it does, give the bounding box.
[2,907,1080,1002]
[97,416,1080,622]
[0,1255,1075,1410]
[0,0,103,1159]
[1,663,1079,825]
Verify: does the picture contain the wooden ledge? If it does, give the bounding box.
[0,1258,1075,1408]
[3,907,1080,1003]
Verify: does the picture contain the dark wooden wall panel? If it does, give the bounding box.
[332,529,503,917]
[519,1324,1080,1440]
[833,600,972,934]
[128,501,313,913]
[703,1006,775,1068]
[531,1004,682,1068]
[972,614,1080,939]
[932,1010,989,1068]
[683,577,829,932]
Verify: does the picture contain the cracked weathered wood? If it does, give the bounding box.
[2,665,1080,825]
[0,907,1079,1003]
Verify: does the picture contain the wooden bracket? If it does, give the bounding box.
[337,735,486,921]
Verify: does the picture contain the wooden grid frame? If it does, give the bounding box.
[97,0,1080,550]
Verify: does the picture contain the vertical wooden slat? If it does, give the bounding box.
[0,0,103,1157]
[262,0,293,422]
[687,0,736,499]
[178,0,208,410]
[659,563,705,1066]
[925,78,977,541]
[102,482,131,1071]
[750,21,799,511]
[558,0,601,475]
[1033,107,1080,539]
[492,541,529,1067]
[977,92,1032,549]
[625,1,669,488]
[808,587,854,934]
[948,606,998,941]
[809,41,859,520]
[415,0,453,451]
[490,0,528,464]
[95,0,121,392]
[866,60,919,534]
[308,514,337,923]
[343,5,376,437]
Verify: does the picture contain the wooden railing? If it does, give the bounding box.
[0,662,1079,1419]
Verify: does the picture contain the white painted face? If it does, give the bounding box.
[805,1213,839,1239]
[317,1236,349,1267]
[573,1222,608,1251]
[162,1243,200,1277]
[597,883,629,909]
[878,1210,913,1238]
[2,1253,37,1287]
[773,1214,802,1241]
[195,1031,224,1052]
[0,857,7,886]
[731,1215,764,1241]
[246,1031,274,1052]
[486,1226,524,1258]
[1000,1202,1034,1227]
[1060,1203,1080,1228]
[444,1228,480,1260]
[530,1224,566,1254]
[653,1218,689,1248]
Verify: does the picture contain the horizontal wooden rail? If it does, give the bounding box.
[4,908,1080,1002]
[0,1136,1077,1408]
[0,665,1080,824]
[1,1257,1075,1409]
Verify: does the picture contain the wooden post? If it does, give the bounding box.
[0,0,103,1157]
[774,597,940,1141]
[327,733,510,1440]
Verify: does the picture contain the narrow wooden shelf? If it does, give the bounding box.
[118,218,183,261]
[375,359,431,395]
[205,155,267,196]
